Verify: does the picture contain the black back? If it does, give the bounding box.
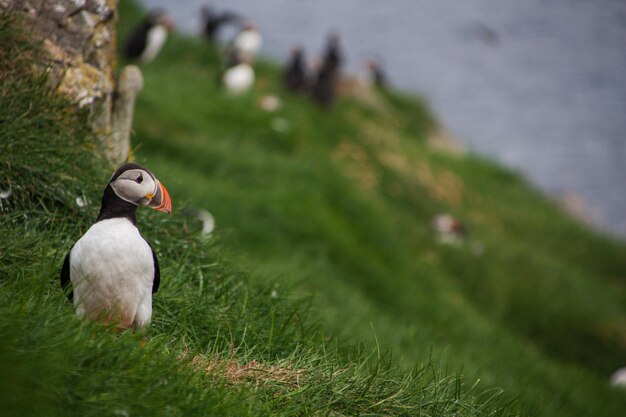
[373,67,387,88]
[147,239,161,294]
[60,251,73,302]
[311,66,337,108]
[323,35,342,74]
[282,49,306,92]
[203,8,239,40]
[123,20,151,60]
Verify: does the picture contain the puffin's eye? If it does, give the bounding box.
[135,175,143,184]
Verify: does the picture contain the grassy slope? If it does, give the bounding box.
[0,11,513,417]
[118,1,626,416]
[1,0,626,414]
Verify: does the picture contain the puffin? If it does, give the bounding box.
[60,163,172,331]
[282,47,307,93]
[310,33,343,107]
[201,6,240,41]
[123,9,175,64]
[310,64,337,107]
[231,23,262,62]
[222,52,255,95]
[322,32,343,74]
[360,59,388,89]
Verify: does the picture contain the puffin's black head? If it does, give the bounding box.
[98,163,172,223]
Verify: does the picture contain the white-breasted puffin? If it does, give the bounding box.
[123,9,175,64]
[232,23,262,62]
[60,163,172,331]
[222,52,255,95]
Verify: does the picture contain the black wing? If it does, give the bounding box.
[60,251,73,302]
[147,241,161,294]
[123,23,149,60]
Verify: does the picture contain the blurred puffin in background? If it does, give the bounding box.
[310,62,336,107]
[360,59,388,89]
[310,32,343,107]
[60,163,172,331]
[222,52,255,95]
[201,5,240,41]
[282,46,307,93]
[322,32,342,74]
[232,22,262,62]
[123,9,175,64]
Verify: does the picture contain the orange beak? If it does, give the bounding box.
[148,181,172,214]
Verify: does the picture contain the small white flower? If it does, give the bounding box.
[78,96,95,108]
[0,189,10,210]
[75,195,88,207]
[271,289,279,299]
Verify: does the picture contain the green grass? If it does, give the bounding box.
[0,11,515,417]
[2,1,626,415]
[118,1,626,414]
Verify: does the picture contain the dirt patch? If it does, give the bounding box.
[188,354,306,388]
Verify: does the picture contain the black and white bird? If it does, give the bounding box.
[222,52,255,95]
[322,32,342,74]
[231,23,262,62]
[310,63,336,107]
[201,6,240,41]
[123,9,175,64]
[60,163,172,331]
[360,60,388,89]
[282,47,307,93]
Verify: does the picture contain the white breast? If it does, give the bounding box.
[223,64,255,94]
[70,218,154,329]
[140,25,168,63]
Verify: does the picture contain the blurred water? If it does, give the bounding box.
[140,0,626,238]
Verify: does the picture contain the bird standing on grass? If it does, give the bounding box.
[311,33,343,107]
[123,9,175,64]
[222,52,255,94]
[231,23,262,62]
[282,47,307,93]
[310,63,336,107]
[322,32,342,74]
[360,59,388,89]
[60,163,172,331]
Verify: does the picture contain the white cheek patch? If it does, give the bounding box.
[110,170,157,205]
